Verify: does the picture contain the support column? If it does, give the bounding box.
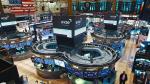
[75,0,79,15]
[68,0,72,16]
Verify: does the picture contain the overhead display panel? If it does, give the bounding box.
[73,0,144,15]
[139,0,150,22]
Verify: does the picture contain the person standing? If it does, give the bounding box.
[35,80,38,84]
[120,71,128,84]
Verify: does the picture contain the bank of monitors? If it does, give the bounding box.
[66,64,113,78]
[98,69,112,77]
[2,41,32,51]
[32,57,66,67]
[139,42,150,53]
[84,71,98,78]
[26,41,32,46]
[134,59,150,71]
[44,59,54,65]
[3,44,10,50]
[9,44,16,49]
[77,2,113,12]
[34,57,44,64]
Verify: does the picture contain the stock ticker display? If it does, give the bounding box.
[32,57,114,78]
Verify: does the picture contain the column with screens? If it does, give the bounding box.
[128,2,132,12]
[116,0,119,13]
[72,2,76,11]
[99,1,102,11]
[53,16,86,51]
[78,2,84,11]
[90,2,96,11]
[99,1,107,12]
[84,2,91,12]
[135,0,143,14]
[120,1,132,13]
[106,1,112,11]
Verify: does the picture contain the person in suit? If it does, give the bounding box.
[120,71,128,84]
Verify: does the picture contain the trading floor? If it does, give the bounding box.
[1,0,150,84]
[14,34,137,84]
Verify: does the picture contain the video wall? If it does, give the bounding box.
[66,64,114,78]
[0,40,32,55]
[31,57,65,69]
[73,0,144,14]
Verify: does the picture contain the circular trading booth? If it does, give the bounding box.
[92,23,126,55]
[62,43,119,84]
[31,39,66,79]
[0,32,32,60]
[32,39,58,55]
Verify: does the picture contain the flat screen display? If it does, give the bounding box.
[74,27,86,36]
[34,57,44,64]
[104,20,117,25]
[53,28,72,38]
[44,59,54,65]
[8,0,22,4]
[54,59,65,68]
[1,21,17,26]
[98,69,112,77]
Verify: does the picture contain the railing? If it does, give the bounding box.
[31,39,61,55]
[62,43,119,67]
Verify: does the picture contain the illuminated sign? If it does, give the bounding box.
[104,20,117,25]
[1,21,17,26]
[61,19,72,25]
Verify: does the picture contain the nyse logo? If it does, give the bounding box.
[1,16,9,20]
[61,19,72,25]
